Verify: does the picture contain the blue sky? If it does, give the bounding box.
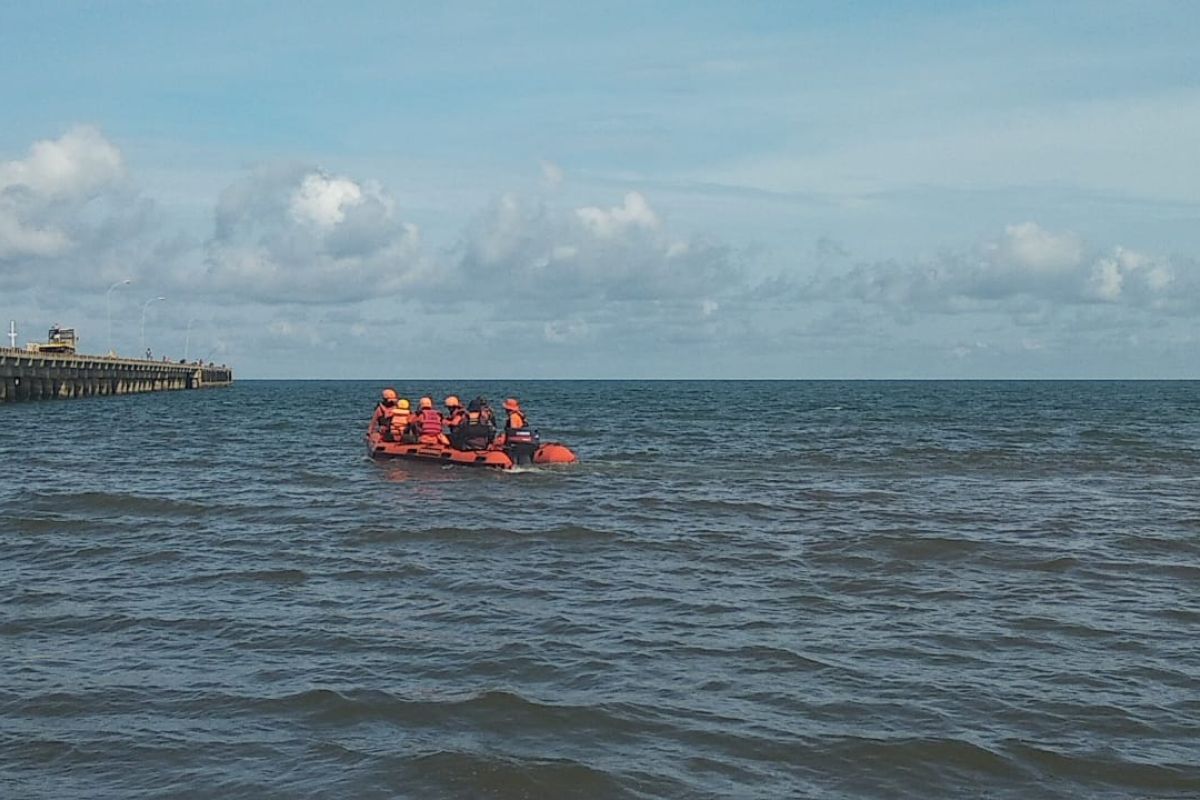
[1,1,1197,377]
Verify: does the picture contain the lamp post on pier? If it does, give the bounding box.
[140,296,166,359]
[184,318,196,362]
[106,279,132,355]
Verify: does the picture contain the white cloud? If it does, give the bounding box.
[1086,246,1175,305]
[457,190,736,315]
[0,125,123,200]
[0,215,71,259]
[0,126,157,290]
[289,173,364,229]
[575,191,659,238]
[0,126,125,260]
[995,222,1083,273]
[200,164,424,304]
[822,222,1188,315]
[1087,257,1123,302]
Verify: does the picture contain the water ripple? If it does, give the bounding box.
[2,380,1199,799]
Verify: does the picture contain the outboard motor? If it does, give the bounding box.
[505,428,540,466]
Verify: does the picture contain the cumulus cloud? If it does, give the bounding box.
[0,125,123,201]
[200,164,423,303]
[0,127,121,262]
[574,192,659,238]
[993,222,1083,273]
[822,222,1190,315]
[0,126,160,292]
[289,173,365,229]
[455,190,736,316]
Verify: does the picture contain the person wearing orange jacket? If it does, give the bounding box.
[497,397,540,464]
[389,398,417,443]
[444,395,466,433]
[503,397,526,432]
[373,388,398,434]
[494,397,529,447]
[416,396,449,445]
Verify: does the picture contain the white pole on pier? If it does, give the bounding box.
[140,296,166,358]
[184,318,196,362]
[7,320,15,349]
[106,279,132,355]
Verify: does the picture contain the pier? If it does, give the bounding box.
[0,348,232,403]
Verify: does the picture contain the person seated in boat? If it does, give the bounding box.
[494,398,534,444]
[443,395,466,433]
[452,398,497,451]
[503,398,527,434]
[471,396,496,427]
[389,398,418,443]
[497,397,539,464]
[373,388,398,434]
[416,396,449,445]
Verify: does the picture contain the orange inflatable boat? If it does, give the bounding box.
[365,426,577,469]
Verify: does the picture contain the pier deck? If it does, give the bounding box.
[0,348,232,403]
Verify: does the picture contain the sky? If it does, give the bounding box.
[1,1,1197,378]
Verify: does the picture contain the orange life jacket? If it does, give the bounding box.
[373,402,394,428]
[419,408,443,437]
[445,409,465,428]
[390,410,413,436]
[506,410,526,430]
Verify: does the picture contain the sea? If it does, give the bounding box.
[2,380,1198,799]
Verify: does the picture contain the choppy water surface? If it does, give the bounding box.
[2,380,1198,799]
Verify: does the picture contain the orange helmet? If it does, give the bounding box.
[381,388,398,401]
[445,395,461,408]
[419,396,433,409]
[503,398,521,412]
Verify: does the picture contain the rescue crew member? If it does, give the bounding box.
[444,395,466,432]
[390,398,416,443]
[455,398,497,450]
[497,397,540,464]
[373,388,398,433]
[503,398,526,432]
[494,397,528,446]
[417,396,449,445]
[471,396,496,427]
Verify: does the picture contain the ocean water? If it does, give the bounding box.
[1,380,1198,799]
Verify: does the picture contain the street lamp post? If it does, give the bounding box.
[106,279,132,355]
[141,296,167,359]
[184,318,196,362]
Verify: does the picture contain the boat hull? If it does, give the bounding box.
[366,429,577,469]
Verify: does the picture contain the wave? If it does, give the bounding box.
[16,490,211,517]
[400,749,623,799]
[1005,739,1200,793]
